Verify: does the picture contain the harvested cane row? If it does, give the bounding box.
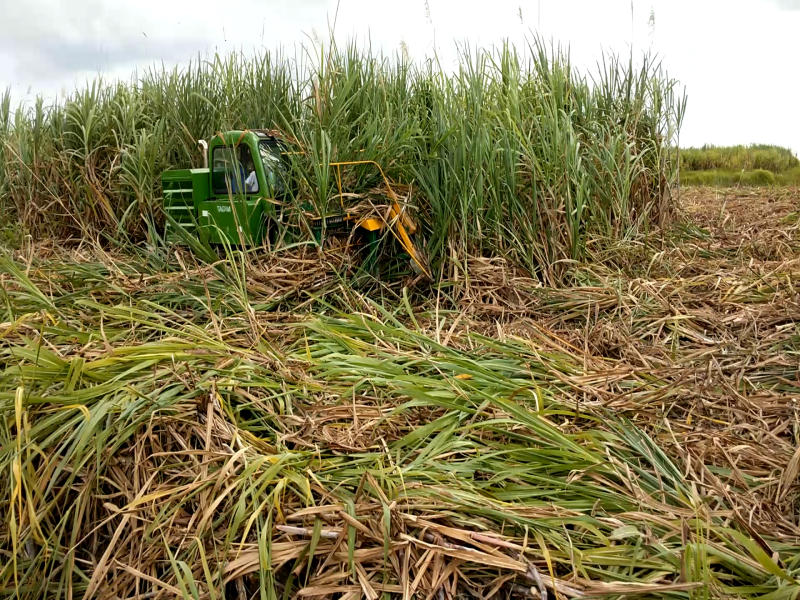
[1,188,800,599]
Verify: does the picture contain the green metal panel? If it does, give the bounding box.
[197,198,267,245]
[162,169,202,242]
[190,170,210,209]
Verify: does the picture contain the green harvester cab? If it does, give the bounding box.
[161,130,285,246]
[160,130,431,279]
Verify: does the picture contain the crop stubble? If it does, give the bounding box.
[1,188,799,598]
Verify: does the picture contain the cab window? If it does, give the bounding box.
[212,145,259,195]
[258,141,287,198]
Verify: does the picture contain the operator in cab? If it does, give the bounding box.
[244,156,258,193]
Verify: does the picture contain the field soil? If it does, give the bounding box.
[1,188,799,598]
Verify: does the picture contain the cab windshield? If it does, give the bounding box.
[258,141,288,198]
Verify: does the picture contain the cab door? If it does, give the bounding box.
[201,142,266,245]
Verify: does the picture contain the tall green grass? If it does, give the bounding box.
[681,144,799,174]
[0,38,685,281]
[681,167,800,187]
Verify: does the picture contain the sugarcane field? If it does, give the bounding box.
[1,18,800,600]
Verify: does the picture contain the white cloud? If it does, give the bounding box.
[0,0,214,88]
[767,0,800,7]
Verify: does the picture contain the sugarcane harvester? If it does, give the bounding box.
[160,130,431,279]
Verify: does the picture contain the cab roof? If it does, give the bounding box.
[209,130,283,147]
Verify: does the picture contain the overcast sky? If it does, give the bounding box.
[1,0,798,152]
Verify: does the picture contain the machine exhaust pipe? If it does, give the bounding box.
[198,140,208,168]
